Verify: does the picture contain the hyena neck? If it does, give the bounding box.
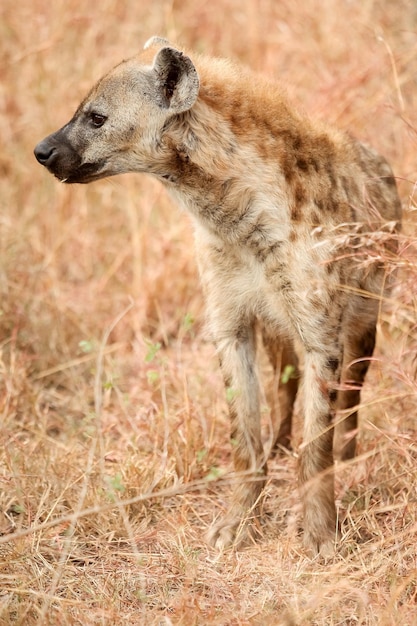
[154,94,293,247]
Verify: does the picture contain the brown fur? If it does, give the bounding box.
[34,36,402,556]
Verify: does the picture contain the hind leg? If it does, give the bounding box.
[261,328,299,452]
[334,317,377,461]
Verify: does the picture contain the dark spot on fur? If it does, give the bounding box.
[294,182,306,205]
[243,222,262,244]
[291,204,301,221]
[327,357,340,373]
[270,241,283,254]
[292,134,302,150]
[236,324,250,342]
[281,157,295,183]
[329,389,338,404]
[327,164,338,189]
[296,157,309,172]
[257,241,283,261]
[311,210,320,224]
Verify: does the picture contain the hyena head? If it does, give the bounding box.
[34,37,199,183]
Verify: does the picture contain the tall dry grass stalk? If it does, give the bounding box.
[1,0,417,624]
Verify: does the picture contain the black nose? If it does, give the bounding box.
[34,140,56,166]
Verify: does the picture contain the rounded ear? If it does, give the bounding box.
[152,47,199,113]
[144,35,170,50]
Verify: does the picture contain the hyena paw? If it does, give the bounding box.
[207,517,240,550]
[207,510,263,550]
[303,529,336,559]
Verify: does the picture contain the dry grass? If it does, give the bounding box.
[1,0,417,624]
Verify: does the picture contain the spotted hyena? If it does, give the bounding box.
[34,36,401,556]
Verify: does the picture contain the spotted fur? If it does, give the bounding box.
[34,36,402,556]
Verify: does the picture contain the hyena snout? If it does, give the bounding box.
[34,130,94,184]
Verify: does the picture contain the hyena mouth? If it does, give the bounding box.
[56,161,108,184]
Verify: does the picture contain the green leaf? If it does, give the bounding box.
[225,386,239,403]
[105,473,125,498]
[144,341,161,363]
[196,448,207,462]
[79,339,94,354]
[205,466,223,481]
[183,312,194,332]
[147,370,159,384]
[281,364,296,384]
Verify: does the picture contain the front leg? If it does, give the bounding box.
[208,321,266,549]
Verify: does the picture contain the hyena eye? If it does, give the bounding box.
[90,113,107,128]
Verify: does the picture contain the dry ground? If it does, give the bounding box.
[1,1,417,624]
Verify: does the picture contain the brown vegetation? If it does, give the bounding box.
[1,1,417,624]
